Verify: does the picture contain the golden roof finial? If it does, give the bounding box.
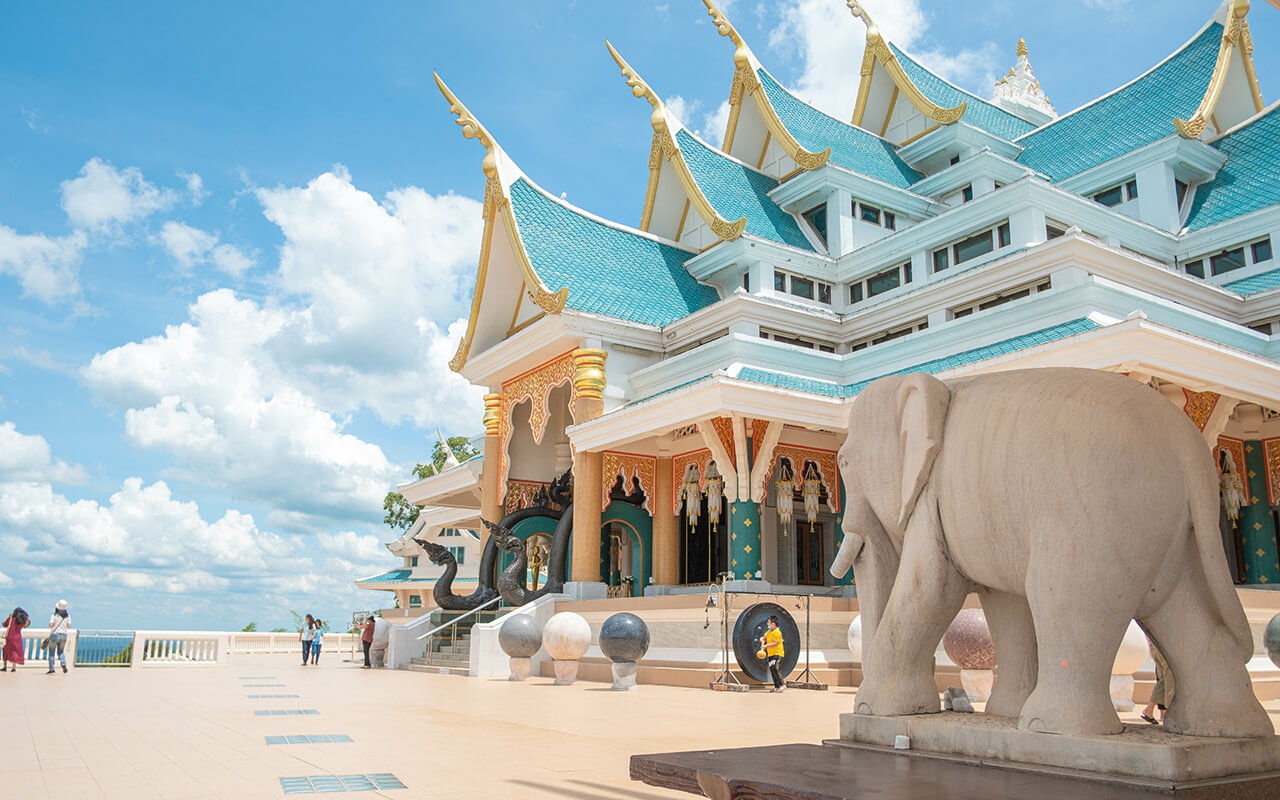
[433,72,499,179]
[605,40,668,133]
[702,0,747,50]
[1017,38,1028,58]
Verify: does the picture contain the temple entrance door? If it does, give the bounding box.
[796,522,824,586]
[679,494,727,584]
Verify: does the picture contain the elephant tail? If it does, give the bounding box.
[1187,457,1253,660]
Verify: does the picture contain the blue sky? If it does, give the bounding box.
[1,0,1277,631]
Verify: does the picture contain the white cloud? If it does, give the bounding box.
[0,571,12,588]
[317,530,388,564]
[0,422,88,485]
[0,226,86,304]
[702,100,732,148]
[179,171,209,206]
[60,158,178,229]
[157,220,255,277]
[768,0,1000,120]
[664,95,700,127]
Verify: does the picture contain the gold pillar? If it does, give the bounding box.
[479,392,503,551]
[653,455,678,585]
[570,348,607,583]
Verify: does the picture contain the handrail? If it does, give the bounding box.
[415,596,501,641]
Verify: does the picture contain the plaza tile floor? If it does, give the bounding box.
[2,653,1279,799]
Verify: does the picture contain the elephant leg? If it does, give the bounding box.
[1018,564,1130,735]
[981,590,1037,719]
[855,497,968,717]
[1138,566,1273,738]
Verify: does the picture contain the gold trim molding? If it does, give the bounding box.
[434,73,568,374]
[602,451,657,513]
[572,348,607,401]
[482,392,503,437]
[701,0,830,172]
[606,40,747,244]
[847,1,966,129]
[498,351,578,491]
[1175,0,1265,139]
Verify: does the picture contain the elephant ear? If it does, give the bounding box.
[896,373,951,531]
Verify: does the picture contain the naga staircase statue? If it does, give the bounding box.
[414,468,574,609]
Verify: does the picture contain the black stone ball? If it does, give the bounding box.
[1266,612,1280,669]
[599,612,650,664]
[498,614,543,658]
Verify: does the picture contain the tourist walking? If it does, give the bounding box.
[47,600,70,674]
[762,615,786,693]
[1142,638,1175,724]
[362,616,375,669]
[300,614,315,665]
[3,607,29,671]
[310,620,324,665]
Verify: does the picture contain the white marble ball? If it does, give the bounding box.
[847,615,862,662]
[543,612,591,660]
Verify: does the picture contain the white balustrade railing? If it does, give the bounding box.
[2,626,362,668]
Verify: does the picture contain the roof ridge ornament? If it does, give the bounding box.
[1174,0,1264,139]
[993,36,1056,122]
[700,0,830,169]
[605,40,746,243]
[847,0,967,130]
[433,73,567,374]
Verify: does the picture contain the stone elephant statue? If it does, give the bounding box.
[830,367,1272,738]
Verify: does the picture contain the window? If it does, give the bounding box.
[961,185,974,203]
[860,204,881,224]
[949,155,960,166]
[954,230,995,264]
[1094,185,1124,207]
[1253,238,1273,264]
[818,283,831,304]
[742,272,750,291]
[447,546,465,565]
[903,261,913,284]
[1184,259,1205,278]
[1211,248,1246,275]
[883,212,896,230]
[790,276,814,300]
[1125,180,1138,200]
[949,280,1050,319]
[850,283,863,304]
[802,204,828,245]
[978,288,1031,311]
[774,271,786,292]
[1176,180,1189,208]
[997,222,1011,248]
[409,595,422,608]
[409,557,419,567]
[933,248,949,273]
[1046,224,1066,240]
[867,267,901,297]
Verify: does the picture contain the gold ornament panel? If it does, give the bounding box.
[750,418,771,467]
[1181,388,1220,431]
[503,479,561,515]
[671,448,715,515]
[709,416,736,466]
[499,351,577,491]
[1263,439,1280,506]
[1217,436,1251,507]
[601,451,657,513]
[765,444,841,513]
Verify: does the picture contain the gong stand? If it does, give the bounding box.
[785,592,826,691]
[708,576,748,692]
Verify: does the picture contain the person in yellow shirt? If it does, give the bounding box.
[762,615,785,692]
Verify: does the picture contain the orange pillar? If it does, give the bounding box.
[479,392,503,551]
[570,349,607,584]
[653,454,678,585]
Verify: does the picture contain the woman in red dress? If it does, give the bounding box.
[3,607,29,671]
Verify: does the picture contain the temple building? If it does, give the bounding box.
[362,0,1280,620]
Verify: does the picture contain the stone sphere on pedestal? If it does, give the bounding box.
[499,614,543,682]
[847,615,862,663]
[544,611,591,685]
[599,612,650,663]
[942,609,996,703]
[1266,613,1280,668]
[1109,620,1149,711]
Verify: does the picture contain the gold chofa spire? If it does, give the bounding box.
[1017,38,1028,58]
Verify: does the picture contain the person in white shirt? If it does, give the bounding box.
[47,600,70,674]
[300,614,315,666]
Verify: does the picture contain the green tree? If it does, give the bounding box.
[241,622,258,632]
[382,436,478,531]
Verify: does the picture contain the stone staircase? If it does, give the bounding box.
[399,607,507,677]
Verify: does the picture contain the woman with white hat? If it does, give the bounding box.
[47,600,70,674]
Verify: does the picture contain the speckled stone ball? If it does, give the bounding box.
[543,612,591,661]
[498,614,543,659]
[599,612,650,663]
[942,609,996,671]
[847,615,863,662]
[1112,620,1149,676]
[1266,612,1280,668]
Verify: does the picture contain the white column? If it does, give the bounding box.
[826,188,855,256]
[1135,162,1180,233]
[1009,206,1047,249]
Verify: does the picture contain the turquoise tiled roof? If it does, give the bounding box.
[755,70,922,188]
[507,178,720,326]
[1224,267,1280,296]
[889,44,1035,142]
[675,130,815,251]
[358,570,432,584]
[1185,105,1280,231]
[1015,24,1222,181]
[734,318,1100,398]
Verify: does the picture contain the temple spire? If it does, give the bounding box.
[992,37,1057,125]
